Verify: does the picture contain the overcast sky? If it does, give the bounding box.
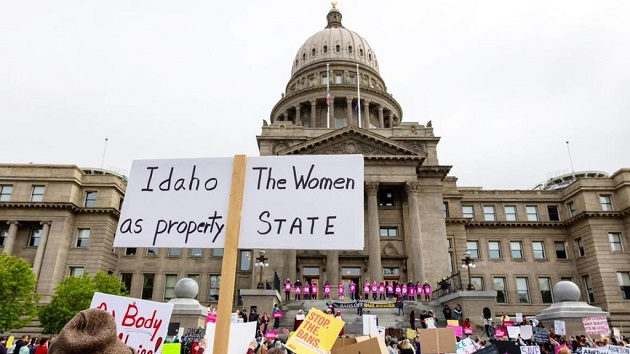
[1,0,628,189]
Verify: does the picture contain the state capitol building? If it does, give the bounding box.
[1,5,629,327]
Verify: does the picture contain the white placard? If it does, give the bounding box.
[91,292,174,354]
[606,345,630,354]
[376,326,386,340]
[507,325,520,339]
[515,313,523,323]
[363,315,378,335]
[205,321,257,354]
[520,346,541,354]
[520,325,533,339]
[456,337,476,354]
[113,155,364,250]
[554,320,566,335]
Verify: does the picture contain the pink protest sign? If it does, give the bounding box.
[464,327,474,335]
[206,313,217,323]
[273,312,283,319]
[265,330,279,339]
[91,292,174,354]
[582,316,610,335]
[495,327,507,338]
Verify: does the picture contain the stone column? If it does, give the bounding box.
[295,105,301,125]
[363,101,370,129]
[378,106,384,128]
[388,112,394,128]
[366,182,382,282]
[405,182,424,282]
[287,249,297,283]
[346,98,354,126]
[326,251,339,285]
[33,221,51,279]
[310,99,317,128]
[283,111,289,121]
[3,221,19,255]
[329,97,335,128]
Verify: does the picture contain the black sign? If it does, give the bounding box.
[494,341,521,354]
[167,322,180,336]
[475,344,499,354]
[533,327,550,344]
[182,328,205,342]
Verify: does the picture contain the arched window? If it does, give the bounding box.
[312,48,316,56]
[348,46,353,53]
[302,53,306,61]
[323,45,328,54]
[359,49,364,57]
[368,53,372,61]
[335,44,340,53]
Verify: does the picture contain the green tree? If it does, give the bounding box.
[0,253,39,333]
[39,271,127,334]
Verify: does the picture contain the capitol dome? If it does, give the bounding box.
[291,5,379,76]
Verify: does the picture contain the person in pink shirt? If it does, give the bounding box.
[387,282,394,299]
[311,282,318,300]
[363,282,370,300]
[371,281,378,300]
[379,282,386,300]
[284,278,292,301]
[423,281,432,301]
[323,281,331,300]
[338,282,345,299]
[303,282,310,300]
[402,283,408,300]
[409,284,415,301]
[350,280,357,300]
[416,282,423,300]
[295,284,301,300]
[395,282,402,297]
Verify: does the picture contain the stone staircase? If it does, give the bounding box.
[275,299,445,336]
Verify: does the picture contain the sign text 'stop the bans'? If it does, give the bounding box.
[113,155,364,250]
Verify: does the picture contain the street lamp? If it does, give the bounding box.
[461,251,477,290]
[256,250,269,289]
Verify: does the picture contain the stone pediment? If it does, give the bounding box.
[276,126,425,160]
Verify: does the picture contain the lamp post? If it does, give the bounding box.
[256,250,269,289]
[461,251,476,291]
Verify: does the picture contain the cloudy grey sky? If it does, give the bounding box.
[1,0,628,189]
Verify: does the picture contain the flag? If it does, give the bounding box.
[326,93,331,106]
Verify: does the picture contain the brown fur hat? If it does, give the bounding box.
[50,308,135,354]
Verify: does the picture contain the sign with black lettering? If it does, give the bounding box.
[113,155,364,250]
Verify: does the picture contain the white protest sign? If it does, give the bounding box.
[362,315,378,335]
[455,337,476,354]
[582,316,610,335]
[507,325,520,339]
[114,155,364,250]
[581,348,607,354]
[554,320,566,335]
[376,326,387,340]
[520,346,541,354]
[205,321,257,354]
[520,325,533,340]
[607,345,630,354]
[91,292,174,354]
[515,313,523,323]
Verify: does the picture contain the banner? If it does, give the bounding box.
[91,292,174,354]
[114,155,364,250]
[332,301,396,308]
[582,316,610,335]
[286,308,344,354]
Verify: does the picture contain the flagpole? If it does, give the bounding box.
[357,63,361,128]
[327,63,330,128]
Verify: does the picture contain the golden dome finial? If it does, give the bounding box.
[331,1,337,9]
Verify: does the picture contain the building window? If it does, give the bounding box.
[209,274,221,301]
[493,277,507,303]
[146,247,159,257]
[526,205,539,221]
[239,250,252,271]
[471,277,484,291]
[560,277,573,282]
[0,185,13,201]
[121,273,133,293]
[29,228,42,247]
[575,237,585,257]
[359,48,364,57]
[378,189,394,206]
[168,248,181,257]
[483,205,496,221]
[504,205,517,221]
[448,251,454,274]
[212,248,224,257]
[335,44,340,53]
[0,228,8,246]
[539,277,553,303]
[617,272,630,300]
[69,267,85,277]
[334,117,347,128]
[510,241,523,259]
[516,277,530,303]
[532,241,546,260]
[443,202,449,217]
[335,74,342,84]
[85,191,98,207]
[383,268,400,277]
[164,274,178,301]
[125,248,137,256]
[142,274,155,300]
[555,242,568,259]
[609,233,623,251]
[311,48,316,56]
[467,241,480,259]
[380,227,398,237]
[582,275,594,303]
[348,45,353,53]
[323,45,328,54]
[76,229,90,248]
[303,266,320,276]
[190,248,202,258]
[31,185,45,202]
[488,241,501,260]
[349,73,356,84]
[567,201,576,217]
[547,205,560,221]
[341,268,361,276]
[302,53,306,62]
[462,205,474,219]
[600,195,613,211]
[321,75,328,85]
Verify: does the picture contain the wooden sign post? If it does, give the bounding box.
[213,155,247,354]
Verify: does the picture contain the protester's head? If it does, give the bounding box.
[39,338,49,346]
[400,339,413,350]
[49,308,134,354]
[558,348,571,354]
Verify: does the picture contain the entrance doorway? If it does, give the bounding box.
[341,267,362,300]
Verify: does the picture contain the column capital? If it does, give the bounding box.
[346,97,353,104]
[405,181,421,195]
[6,220,19,226]
[365,181,379,196]
[310,99,317,105]
[294,104,301,110]
[377,106,384,112]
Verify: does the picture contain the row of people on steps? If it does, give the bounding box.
[283,279,433,301]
